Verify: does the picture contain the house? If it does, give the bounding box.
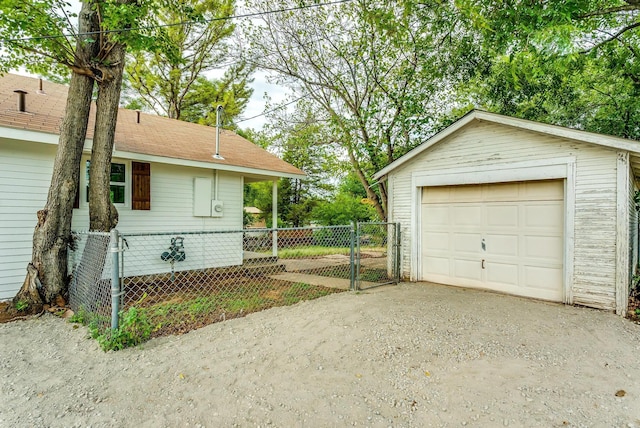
[244,206,267,228]
[0,73,305,300]
[374,110,640,315]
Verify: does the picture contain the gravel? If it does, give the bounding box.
[1,282,639,427]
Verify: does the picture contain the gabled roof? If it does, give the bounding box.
[374,109,640,180]
[0,73,305,179]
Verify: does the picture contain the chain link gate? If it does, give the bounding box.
[355,222,401,290]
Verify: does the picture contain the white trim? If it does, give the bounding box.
[0,126,306,180]
[0,126,63,146]
[374,110,640,180]
[616,152,630,315]
[411,157,576,302]
[111,149,306,180]
[411,158,571,187]
[564,161,576,304]
[410,174,420,281]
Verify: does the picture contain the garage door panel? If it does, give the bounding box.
[486,262,519,286]
[523,265,563,292]
[523,235,563,260]
[486,205,519,227]
[523,180,563,200]
[485,234,518,256]
[423,256,450,276]
[422,206,450,226]
[422,180,564,302]
[524,203,563,229]
[453,259,482,281]
[452,205,482,226]
[424,232,450,251]
[483,182,520,201]
[453,233,482,253]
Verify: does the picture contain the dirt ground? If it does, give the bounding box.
[1,282,639,428]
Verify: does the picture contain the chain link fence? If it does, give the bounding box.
[69,223,400,340]
[68,231,114,332]
[356,222,401,290]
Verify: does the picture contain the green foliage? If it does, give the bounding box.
[312,194,377,226]
[458,0,640,139]
[243,209,255,227]
[14,300,28,312]
[125,0,244,121]
[180,63,255,126]
[89,307,152,351]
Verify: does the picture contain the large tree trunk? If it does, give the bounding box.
[13,3,100,312]
[89,42,127,232]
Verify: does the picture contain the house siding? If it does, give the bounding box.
[0,140,56,299]
[0,140,245,300]
[389,121,619,310]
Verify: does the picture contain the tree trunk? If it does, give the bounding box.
[14,2,99,311]
[89,42,127,232]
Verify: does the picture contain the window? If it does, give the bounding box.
[86,161,127,204]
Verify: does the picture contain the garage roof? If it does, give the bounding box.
[374,110,640,180]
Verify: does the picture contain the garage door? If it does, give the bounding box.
[421,180,564,301]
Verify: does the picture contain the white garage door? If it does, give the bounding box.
[421,180,564,301]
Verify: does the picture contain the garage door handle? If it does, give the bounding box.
[482,259,485,269]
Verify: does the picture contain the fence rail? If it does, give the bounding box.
[69,223,400,339]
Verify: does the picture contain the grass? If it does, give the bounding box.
[274,246,351,259]
[132,281,342,338]
[275,245,386,259]
[300,266,391,282]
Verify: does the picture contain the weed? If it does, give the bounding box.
[91,307,152,351]
[14,300,29,312]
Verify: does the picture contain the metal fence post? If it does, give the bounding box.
[349,222,355,291]
[110,229,121,330]
[395,223,401,284]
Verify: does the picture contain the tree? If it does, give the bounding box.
[244,0,478,220]
[458,0,640,139]
[125,0,239,120]
[243,101,342,226]
[179,62,254,126]
[0,0,155,311]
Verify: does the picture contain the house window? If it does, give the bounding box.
[86,161,127,204]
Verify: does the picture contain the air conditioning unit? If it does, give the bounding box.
[211,200,224,217]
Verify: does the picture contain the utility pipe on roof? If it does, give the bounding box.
[213,105,224,160]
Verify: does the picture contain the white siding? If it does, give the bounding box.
[0,139,56,299]
[389,121,619,311]
[0,140,248,300]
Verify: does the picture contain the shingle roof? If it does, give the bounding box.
[0,73,305,177]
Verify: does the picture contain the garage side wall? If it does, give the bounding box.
[388,121,618,310]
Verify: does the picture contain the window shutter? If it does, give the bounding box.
[73,181,79,209]
[132,162,151,210]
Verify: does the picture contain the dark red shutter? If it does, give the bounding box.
[73,179,80,209]
[131,162,151,210]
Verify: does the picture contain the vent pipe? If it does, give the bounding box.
[213,105,224,160]
[136,110,141,124]
[14,90,27,112]
[37,79,45,94]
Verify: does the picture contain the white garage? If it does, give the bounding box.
[374,110,640,315]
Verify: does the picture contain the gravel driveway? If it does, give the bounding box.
[1,282,639,427]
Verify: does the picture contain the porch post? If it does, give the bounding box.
[272,179,278,257]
